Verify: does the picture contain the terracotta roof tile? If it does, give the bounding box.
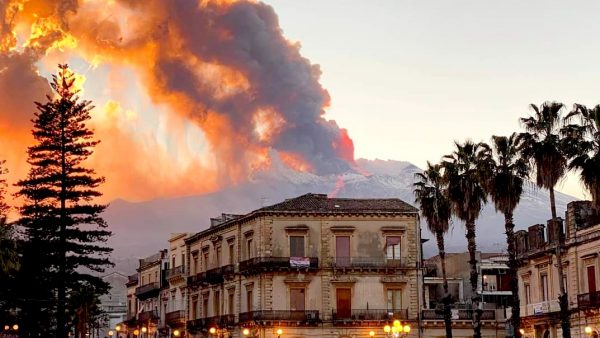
[258,193,417,213]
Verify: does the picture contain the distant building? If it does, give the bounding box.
[423,252,509,336]
[517,201,600,338]
[98,272,128,338]
[122,250,168,337]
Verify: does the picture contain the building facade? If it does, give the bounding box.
[517,201,600,338]
[423,252,509,337]
[184,193,422,338]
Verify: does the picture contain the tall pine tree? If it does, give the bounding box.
[16,64,112,338]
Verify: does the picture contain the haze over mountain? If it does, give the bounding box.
[105,155,576,273]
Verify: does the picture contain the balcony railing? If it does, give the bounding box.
[188,272,207,287]
[138,310,159,322]
[331,257,408,269]
[239,310,320,324]
[520,300,560,316]
[421,309,495,320]
[187,315,235,332]
[332,309,408,323]
[239,257,319,275]
[165,310,186,325]
[167,266,185,279]
[135,282,160,299]
[578,290,600,309]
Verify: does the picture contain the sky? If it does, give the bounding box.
[0,0,596,202]
[263,0,600,199]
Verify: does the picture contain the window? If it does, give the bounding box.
[386,236,401,260]
[142,276,146,285]
[202,296,209,317]
[290,236,305,257]
[336,288,351,318]
[290,288,306,311]
[214,290,221,316]
[229,243,235,265]
[216,246,222,267]
[203,251,209,271]
[336,236,350,267]
[247,238,254,259]
[192,299,198,319]
[193,255,199,275]
[247,289,253,311]
[387,289,402,310]
[541,274,549,301]
[172,255,176,269]
[228,290,235,314]
[181,253,185,269]
[154,271,158,283]
[524,283,531,304]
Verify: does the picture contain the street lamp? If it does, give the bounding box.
[369,330,375,337]
[11,325,18,331]
[382,320,410,337]
[173,329,181,337]
[276,328,283,338]
[133,329,140,336]
[108,330,114,337]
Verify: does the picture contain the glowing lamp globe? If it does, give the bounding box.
[403,325,411,333]
[243,328,250,336]
[12,325,18,331]
[173,329,180,337]
[276,329,283,335]
[369,330,375,337]
[209,327,217,334]
[586,327,593,334]
[383,325,391,333]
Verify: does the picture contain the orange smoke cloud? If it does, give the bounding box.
[0,0,356,202]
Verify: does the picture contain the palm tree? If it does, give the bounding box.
[484,133,528,337]
[414,162,453,338]
[563,104,600,214]
[518,102,571,338]
[442,140,490,338]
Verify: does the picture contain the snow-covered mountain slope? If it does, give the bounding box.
[104,158,577,273]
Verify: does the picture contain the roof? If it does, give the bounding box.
[185,193,417,244]
[257,193,418,214]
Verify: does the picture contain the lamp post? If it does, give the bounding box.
[276,328,283,338]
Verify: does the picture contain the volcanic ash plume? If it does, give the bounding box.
[0,0,355,201]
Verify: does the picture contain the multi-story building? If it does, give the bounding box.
[422,252,509,336]
[132,250,168,337]
[98,272,128,338]
[184,193,421,338]
[516,201,600,338]
[162,233,192,337]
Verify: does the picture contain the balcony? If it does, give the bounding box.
[578,290,600,309]
[332,309,408,325]
[188,272,207,287]
[520,300,561,316]
[165,310,186,326]
[239,257,319,275]
[331,257,409,270]
[206,266,225,284]
[238,310,320,325]
[186,315,235,332]
[138,310,159,322]
[135,282,160,300]
[421,309,496,321]
[167,266,185,280]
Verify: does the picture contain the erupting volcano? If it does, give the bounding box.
[0,0,355,202]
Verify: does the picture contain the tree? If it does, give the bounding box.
[15,64,113,338]
[414,162,453,338]
[483,133,528,337]
[442,140,490,338]
[0,159,18,274]
[518,101,571,338]
[563,104,600,214]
